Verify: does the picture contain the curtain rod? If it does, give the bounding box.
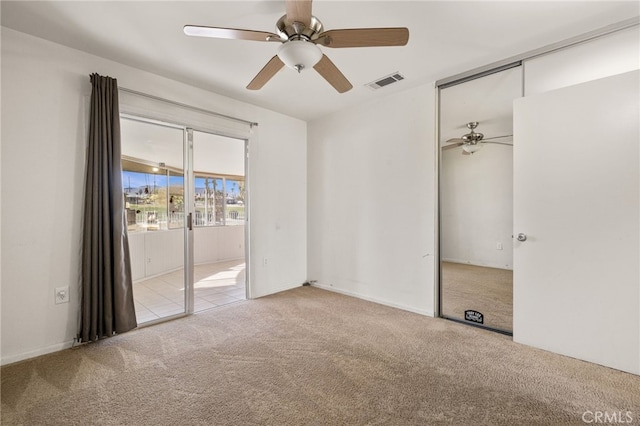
[118,87,258,128]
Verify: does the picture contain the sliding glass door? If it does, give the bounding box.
[121,117,187,323]
[120,117,249,324]
[191,130,247,312]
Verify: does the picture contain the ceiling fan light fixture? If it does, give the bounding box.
[463,143,483,154]
[277,40,322,73]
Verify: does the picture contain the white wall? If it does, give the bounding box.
[129,230,184,282]
[307,84,436,315]
[128,227,244,282]
[440,145,513,268]
[0,28,307,365]
[194,226,244,266]
[524,26,640,96]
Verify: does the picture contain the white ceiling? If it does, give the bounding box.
[121,117,246,176]
[1,1,638,121]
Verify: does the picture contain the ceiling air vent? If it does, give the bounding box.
[366,72,405,90]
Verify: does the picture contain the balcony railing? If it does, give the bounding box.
[126,209,245,232]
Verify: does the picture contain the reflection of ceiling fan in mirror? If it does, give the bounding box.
[444,122,513,155]
[183,0,409,93]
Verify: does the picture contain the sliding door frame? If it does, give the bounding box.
[434,18,638,335]
[189,128,251,302]
[185,128,195,314]
[121,113,251,322]
[435,64,521,337]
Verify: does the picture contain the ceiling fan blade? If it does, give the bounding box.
[483,134,513,141]
[184,25,282,42]
[314,28,409,48]
[446,138,465,144]
[484,140,514,146]
[247,56,285,90]
[313,54,353,93]
[442,143,462,151]
[285,0,313,28]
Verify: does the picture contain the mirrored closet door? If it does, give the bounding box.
[439,66,522,333]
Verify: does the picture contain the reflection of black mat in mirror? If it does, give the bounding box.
[441,262,513,332]
[464,310,484,324]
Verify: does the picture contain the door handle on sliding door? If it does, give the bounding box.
[187,213,193,231]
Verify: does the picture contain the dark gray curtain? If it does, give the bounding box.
[80,73,137,342]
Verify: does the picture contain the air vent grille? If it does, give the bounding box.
[366,72,405,90]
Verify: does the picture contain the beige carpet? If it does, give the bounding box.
[441,262,513,332]
[2,287,638,425]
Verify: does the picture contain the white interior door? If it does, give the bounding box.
[513,70,639,374]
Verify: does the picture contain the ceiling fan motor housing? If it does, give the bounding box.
[462,131,484,144]
[276,14,324,41]
[461,121,483,144]
[275,14,325,72]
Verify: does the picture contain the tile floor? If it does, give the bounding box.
[133,259,246,324]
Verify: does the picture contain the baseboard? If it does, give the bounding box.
[441,258,513,270]
[249,283,301,299]
[311,283,434,317]
[195,256,245,267]
[1,340,75,366]
[2,281,430,365]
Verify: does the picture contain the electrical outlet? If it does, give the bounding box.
[496,242,503,250]
[263,257,268,266]
[55,286,70,304]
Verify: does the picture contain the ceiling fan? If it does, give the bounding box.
[183,0,409,93]
[444,122,513,155]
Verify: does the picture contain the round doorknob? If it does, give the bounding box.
[517,233,527,242]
